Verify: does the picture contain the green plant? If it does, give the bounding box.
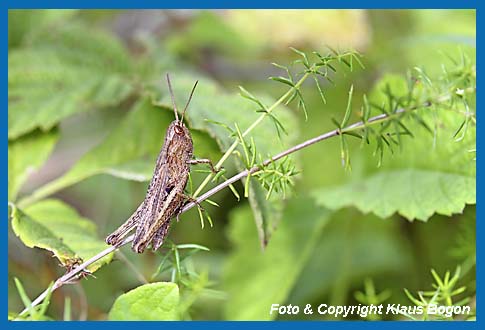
[8,10,475,321]
[402,266,475,320]
[354,278,391,320]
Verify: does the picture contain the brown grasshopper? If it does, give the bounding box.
[106,74,215,253]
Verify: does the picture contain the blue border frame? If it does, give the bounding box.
[4,1,479,328]
[1,1,478,9]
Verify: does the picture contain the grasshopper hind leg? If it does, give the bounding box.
[150,194,206,252]
[105,202,144,247]
[151,219,172,251]
[151,198,190,251]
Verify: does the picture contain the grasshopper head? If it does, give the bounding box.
[165,120,193,159]
[168,120,191,140]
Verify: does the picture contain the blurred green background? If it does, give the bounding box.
[8,9,475,320]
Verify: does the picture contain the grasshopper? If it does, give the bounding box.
[106,74,214,253]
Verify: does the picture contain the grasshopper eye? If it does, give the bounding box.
[174,125,184,135]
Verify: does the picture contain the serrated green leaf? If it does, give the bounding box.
[8,129,59,201]
[19,98,170,206]
[8,22,135,140]
[313,169,475,221]
[316,73,475,222]
[10,199,113,272]
[108,282,179,321]
[223,196,330,320]
[10,205,75,264]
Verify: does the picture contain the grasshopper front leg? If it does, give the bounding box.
[187,158,219,174]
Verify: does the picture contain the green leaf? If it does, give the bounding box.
[247,179,284,248]
[8,129,59,201]
[222,196,331,320]
[8,9,78,48]
[290,47,310,67]
[157,73,299,248]
[269,76,295,88]
[165,11,251,58]
[63,297,71,321]
[103,159,155,182]
[313,169,475,221]
[10,199,113,272]
[38,282,55,318]
[8,22,135,140]
[14,277,36,319]
[19,98,171,206]
[108,282,180,321]
[341,84,354,127]
[315,74,475,222]
[12,277,54,320]
[367,74,409,114]
[175,243,210,251]
[288,211,414,307]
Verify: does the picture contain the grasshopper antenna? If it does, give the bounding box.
[181,80,199,123]
[166,73,179,121]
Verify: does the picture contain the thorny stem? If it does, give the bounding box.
[192,72,311,198]
[18,99,436,317]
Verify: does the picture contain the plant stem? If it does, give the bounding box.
[18,242,120,317]
[17,101,431,317]
[192,72,310,198]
